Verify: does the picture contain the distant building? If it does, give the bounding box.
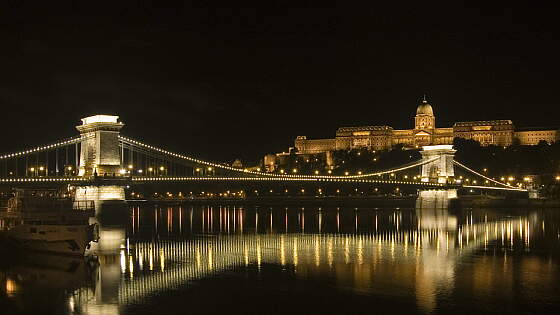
[291,97,558,155]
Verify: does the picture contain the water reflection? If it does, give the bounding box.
[2,205,560,314]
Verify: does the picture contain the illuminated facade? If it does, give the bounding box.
[76,115,124,176]
[293,98,558,155]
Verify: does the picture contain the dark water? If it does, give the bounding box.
[1,204,560,314]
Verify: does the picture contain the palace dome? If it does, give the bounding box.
[416,100,434,116]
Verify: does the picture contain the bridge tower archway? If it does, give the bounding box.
[420,145,456,184]
[76,115,124,177]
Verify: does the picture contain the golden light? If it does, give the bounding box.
[149,167,154,171]
[508,176,514,181]
[314,170,319,175]
[344,171,349,176]
[128,164,133,169]
[29,167,35,171]
[358,171,362,175]
[280,169,285,174]
[404,175,408,179]
[39,166,44,171]
[327,170,332,174]
[160,166,165,171]
[301,189,305,193]
[292,168,297,173]
[483,168,488,172]
[207,167,213,171]
[6,278,17,295]
[556,176,560,181]
[523,177,531,182]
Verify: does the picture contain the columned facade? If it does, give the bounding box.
[289,97,558,157]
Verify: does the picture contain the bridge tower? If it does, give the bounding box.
[420,145,456,184]
[76,115,124,177]
[75,115,126,213]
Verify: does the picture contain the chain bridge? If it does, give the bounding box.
[0,115,527,203]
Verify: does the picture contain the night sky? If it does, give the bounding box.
[1,3,558,163]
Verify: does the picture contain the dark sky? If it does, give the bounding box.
[1,3,558,163]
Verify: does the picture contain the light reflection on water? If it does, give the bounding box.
[1,205,560,314]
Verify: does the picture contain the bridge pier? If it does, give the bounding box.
[74,184,126,214]
[416,189,457,209]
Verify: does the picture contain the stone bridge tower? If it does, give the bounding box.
[420,145,456,184]
[76,115,124,177]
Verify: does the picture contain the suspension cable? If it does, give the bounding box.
[119,135,437,179]
[0,135,93,160]
[453,160,514,188]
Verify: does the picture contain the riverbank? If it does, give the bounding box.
[450,196,560,208]
[129,196,418,207]
[129,195,560,208]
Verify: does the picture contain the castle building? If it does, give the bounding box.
[292,97,558,155]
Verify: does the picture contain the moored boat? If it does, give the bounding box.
[0,188,98,256]
[1,223,98,256]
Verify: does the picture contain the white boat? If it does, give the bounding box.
[0,189,98,256]
[2,223,98,256]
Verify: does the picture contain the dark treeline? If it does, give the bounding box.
[453,138,560,179]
